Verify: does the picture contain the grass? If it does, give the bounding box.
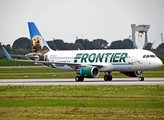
[0,85,164,119]
[0,57,164,119]
[0,65,164,79]
[157,55,164,64]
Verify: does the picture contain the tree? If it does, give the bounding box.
[122,39,134,49]
[144,42,153,51]
[74,43,84,50]
[108,39,133,49]
[12,37,32,49]
[156,43,164,54]
[75,39,108,50]
[108,40,123,49]
[47,39,64,50]
[75,39,84,46]
[4,44,11,52]
[75,39,90,49]
[14,48,30,55]
[0,42,2,48]
[93,39,108,48]
[62,43,84,50]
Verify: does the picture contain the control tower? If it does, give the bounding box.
[131,24,150,49]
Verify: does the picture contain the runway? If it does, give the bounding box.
[0,78,164,86]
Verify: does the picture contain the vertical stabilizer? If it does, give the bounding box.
[28,22,50,52]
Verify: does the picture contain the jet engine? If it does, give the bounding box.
[79,66,99,78]
[122,71,142,77]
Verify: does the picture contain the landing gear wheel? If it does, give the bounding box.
[75,76,84,82]
[108,75,112,81]
[79,76,84,82]
[104,75,112,81]
[139,77,144,81]
[75,76,80,82]
[104,75,109,81]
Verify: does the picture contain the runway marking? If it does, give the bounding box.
[0,78,164,86]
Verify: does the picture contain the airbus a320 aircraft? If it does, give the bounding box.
[3,22,162,82]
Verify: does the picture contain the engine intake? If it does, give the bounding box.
[122,71,142,77]
[80,66,99,78]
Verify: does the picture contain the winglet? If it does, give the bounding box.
[2,47,12,59]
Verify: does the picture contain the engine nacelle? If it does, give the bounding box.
[122,71,142,77]
[80,66,99,78]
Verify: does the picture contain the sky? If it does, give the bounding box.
[0,0,164,48]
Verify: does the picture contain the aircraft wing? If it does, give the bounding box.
[3,47,103,67]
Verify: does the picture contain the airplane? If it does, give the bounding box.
[2,22,162,82]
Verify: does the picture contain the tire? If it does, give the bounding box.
[141,77,144,81]
[79,76,84,82]
[139,77,144,81]
[104,75,112,81]
[75,76,84,82]
[108,75,112,81]
[75,76,80,82]
[104,75,109,81]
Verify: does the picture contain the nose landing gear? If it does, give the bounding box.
[138,77,144,81]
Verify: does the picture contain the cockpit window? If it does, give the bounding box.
[143,55,156,58]
[143,55,146,58]
[146,55,150,58]
[150,55,155,58]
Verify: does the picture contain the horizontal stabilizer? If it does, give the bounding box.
[10,54,27,58]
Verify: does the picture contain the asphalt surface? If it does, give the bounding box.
[0,78,164,86]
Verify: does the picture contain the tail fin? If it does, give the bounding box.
[28,22,50,53]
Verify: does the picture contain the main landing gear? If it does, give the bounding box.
[75,76,84,82]
[104,72,112,81]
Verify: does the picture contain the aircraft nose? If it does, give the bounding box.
[156,58,162,68]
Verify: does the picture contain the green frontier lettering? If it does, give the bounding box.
[74,52,128,63]
[119,53,127,62]
[105,53,111,62]
[74,53,83,63]
[81,53,89,63]
[88,53,96,63]
[113,53,121,62]
[96,53,105,62]
[110,53,115,62]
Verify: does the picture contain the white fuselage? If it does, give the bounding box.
[45,49,162,72]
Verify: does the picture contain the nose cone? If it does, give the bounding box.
[155,58,162,69]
